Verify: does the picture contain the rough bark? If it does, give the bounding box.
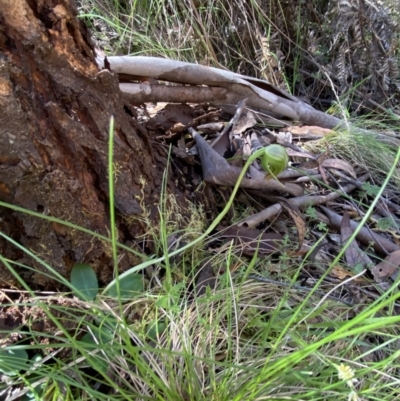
[0,0,186,288]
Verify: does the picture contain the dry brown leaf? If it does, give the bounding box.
[330,265,367,282]
[195,258,216,296]
[341,212,373,271]
[281,125,334,137]
[372,250,400,281]
[302,150,328,169]
[147,103,195,132]
[233,111,257,134]
[228,261,243,273]
[321,206,400,254]
[287,243,312,257]
[286,149,315,159]
[279,201,305,250]
[321,158,357,178]
[319,163,330,185]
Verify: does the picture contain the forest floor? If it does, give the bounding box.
[2,0,400,400]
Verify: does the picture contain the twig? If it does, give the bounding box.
[240,173,370,228]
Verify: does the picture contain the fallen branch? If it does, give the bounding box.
[97,56,344,129]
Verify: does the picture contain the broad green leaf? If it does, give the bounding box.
[31,354,43,363]
[70,263,98,301]
[106,272,144,299]
[0,347,28,375]
[147,320,167,340]
[80,326,113,375]
[81,325,114,346]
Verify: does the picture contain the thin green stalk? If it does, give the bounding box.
[159,146,173,291]
[103,145,287,294]
[108,115,118,274]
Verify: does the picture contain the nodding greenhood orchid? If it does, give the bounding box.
[104,141,289,295]
[257,144,289,180]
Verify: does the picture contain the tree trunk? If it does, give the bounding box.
[0,0,189,288]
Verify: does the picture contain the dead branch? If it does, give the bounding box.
[97,56,344,129]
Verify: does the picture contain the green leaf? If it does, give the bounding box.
[81,325,114,345]
[376,217,396,231]
[31,353,43,363]
[147,320,167,340]
[305,206,318,219]
[70,263,98,301]
[106,272,144,299]
[352,262,365,275]
[361,182,380,196]
[0,347,28,376]
[317,221,328,232]
[20,354,45,400]
[80,326,114,375]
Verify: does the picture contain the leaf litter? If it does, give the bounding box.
[143,96,400,305]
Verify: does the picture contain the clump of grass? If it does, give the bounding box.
[78,0,293,85]
[303,124,400,189]
[78,0,400,116]
[2,258,400,400]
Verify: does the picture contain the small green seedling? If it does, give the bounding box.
[70,263,99,301]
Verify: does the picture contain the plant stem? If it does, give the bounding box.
[103,147,270,295]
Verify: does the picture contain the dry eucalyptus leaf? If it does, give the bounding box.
[195,258,216,296]
[321,158,357,179]
[372,250,400,281]
[341,212,373,272]
[322,206,400,254]
[279,201,305,250]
